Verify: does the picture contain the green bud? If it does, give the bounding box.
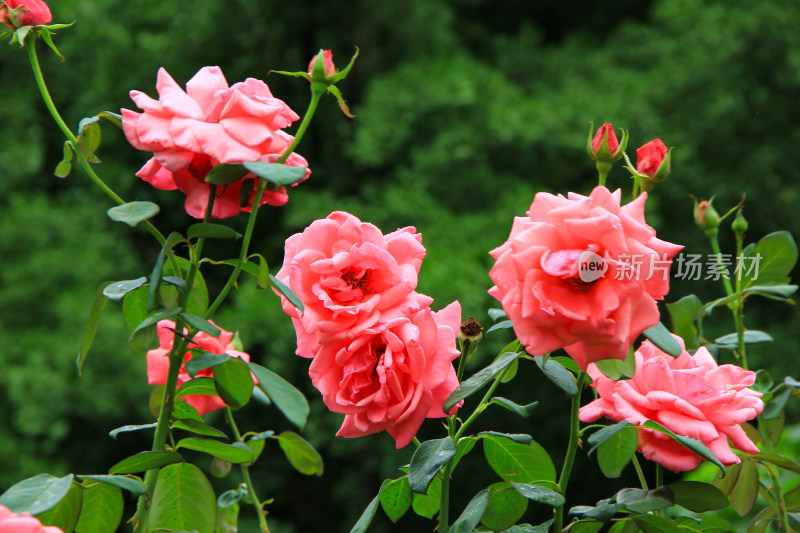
[694,198,720,236]
[732,208,748,236]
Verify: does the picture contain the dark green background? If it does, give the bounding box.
[1,0,798,531]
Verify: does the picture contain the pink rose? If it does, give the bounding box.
[590,123,620,159]
[308,49,337,79]
[580,336,763,472]
[636,139,668,178]
[276,211,432,358]
[488,186,682,370]
[122,67,310,219]
[309,302,462,448]
[0,505,63,533]
[146,320,255,416]
[0,0,51,28]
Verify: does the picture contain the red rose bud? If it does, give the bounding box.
[308,49,337,81]
[0,0,51,28]
[587,122,627,163]
[694,198,720,236]
[636,139,671,191]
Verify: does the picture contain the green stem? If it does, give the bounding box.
[708,233,735,300]
[553,372,587,532]
[25,36,167,247]
[631,455,649,491]
[204,89,322,318]
[226,407,271,533]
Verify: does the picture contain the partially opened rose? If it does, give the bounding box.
[146,320,255,416]
[580,336,763,472]
[276,211,432,358]
[0,505,63,533]
[122,66,310,218]
[488,186,682,369]
[0,0,52,28]
[309,302,462,448]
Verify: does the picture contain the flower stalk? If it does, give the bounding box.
[553,372,587,532]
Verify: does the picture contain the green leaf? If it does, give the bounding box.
[480,482,528,532]
[379,477,412,523]
[595,348,636,381]
[597,424,638,478]
[77,121,101,163]
[55,141,73,178]
[490,397,538,418]
[103,277,147,302]
[107,201,160,228]
[587,420,631,455]
[76,281,112,376]
[452,436,478,470]
[248,363,310,429]
[108,423,157,439]
[667,294,703,350]
[729,458,759,516]
[642,322,682,357]
[0,474,74,515]
[73,481,122,533]
[213,358,254,410]
[666,481,728,512]
[187,222,241,240]
[451,489,490,533]
[751,452,800,474]
[163,256,209,316]
[76,475,146,496]
[148,463,216,533]
[411,474,441,518]
[109,451,184,475]
[634,514,684,533]
[570,502,625,522]
[616,487,674,513]
[176,377,219,397]
[510,482,565,507]
[176,438,254,464]
[486,319,513,334]
[204,163,249,186]
[713,330,774,349]
[350,482,385,533]
[483,434,556,484]
[640,421,726,475]
[122,286,149,330]
[179,312,222,337]
[409,437,456,494]
[478,432,533,445]
[172,419,228,439]
[244,161,307,186]
[129,308,182,352]
[445,351,522,411]
[743,231,798,288]
[276,431,324,476]
[35,482,82,533]
[534,355,578,396]
[270,274,304,312]
[147,232,185,311]
[248,253,271,289]
[185,353,231,378]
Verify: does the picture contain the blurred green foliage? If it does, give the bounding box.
[1,0,798,531]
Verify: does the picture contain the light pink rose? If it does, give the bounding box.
[146,320,255,416]
[309,302,462,448]
[276,211,432,358]
[580,336,763,472]
[122,66,310,219]
[488,186,683,370]
[0,505,63,533]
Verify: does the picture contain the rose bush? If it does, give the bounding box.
[0,505,62,533]
[579,335,764,472]
[0,0,51,28]
[309,302,462,448]
[276,211,432,358]
[147,319,254,416]
[122,66,310,218]
[488,185,683,369]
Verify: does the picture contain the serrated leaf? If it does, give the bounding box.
[490,397,538,418]
[172,419,228,439]
[666,481,728,512]
[597,424,638,478]
[411,474,441,518]
[109,451,184,475]
[379,477,411,523]
[179,312,221,337]
[107,201,160,227]
[148,463,215,533]
[35,482,82,533]
[276,431,324,476]
[535,355,578,396]
[73,481,122,533]
[176,377,219,397]
[713,330,774,349]
[451,490,490,533]
[204,163,248,186]
[510,482,565,507]
[743,231,798,288]
[244,161,307,186]
[76,475,146,496]
[185,353,231,378]
[212,358,254,410]
[129,308,182,352]
[616,487,674,513]
[248,363,309,429]
[483,434,556,484]
[0,474,74,515]
[176,438,254,464]
[595,348,636,381]
[408,438,456,494]
[445,351,521,411]
[641,421,726,475]
[486,319,513,334]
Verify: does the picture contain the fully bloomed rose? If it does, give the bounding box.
[309,302,462,448]
[0,505,62,533]
[580,336,763,472]
[122,66,310,219]
[147,320,254,416]
[276,211,432,358]
[0,0,51,28]
[488,186,682,370]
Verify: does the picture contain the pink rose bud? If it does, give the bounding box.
[587,122,627,164]
[307,49,337,80]
[636,139,670,188]
[0,0,52,28]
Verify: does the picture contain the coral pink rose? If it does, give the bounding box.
[590,123,620,159]
[636,139,668,178]
[488,186,682,370]
[308,49,337,79]
[276,211,432,358]
[580,336,763,472]
[0,0,51,28]
[122,66,310,219]
[309,302,462,448]
[0,505,63,533]
[146,320,255,416]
